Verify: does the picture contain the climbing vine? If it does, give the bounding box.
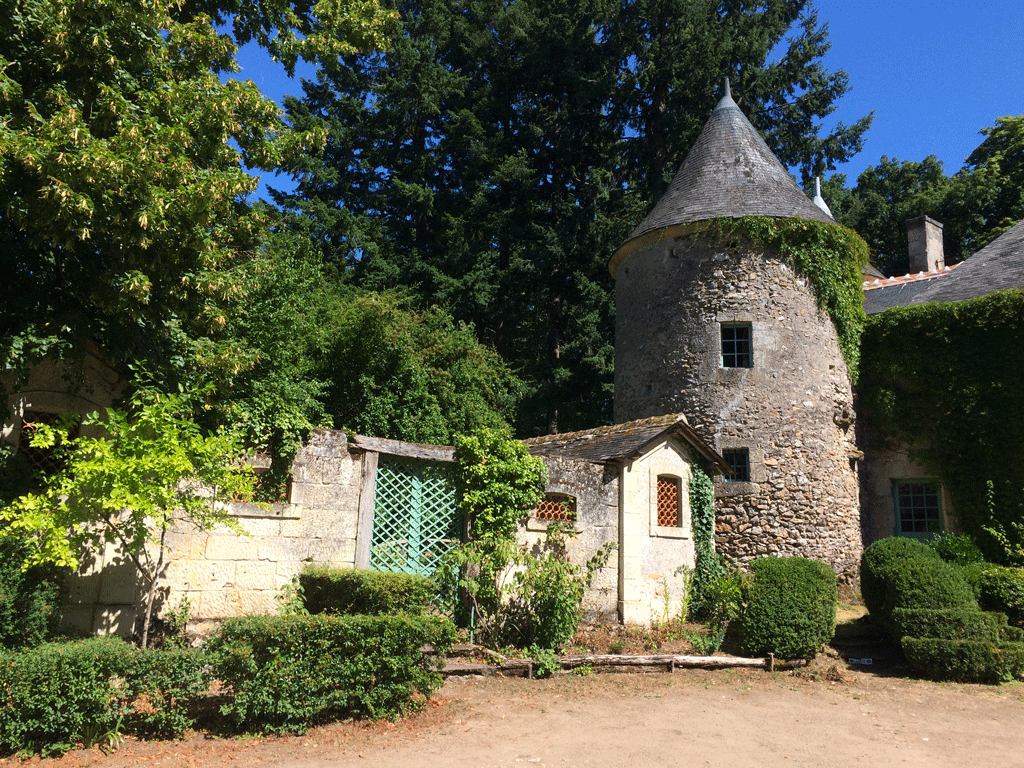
[691,216,869,380]
[688,465,721,616]
[859,290,1024,563]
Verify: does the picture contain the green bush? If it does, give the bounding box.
[207,613,455,733]
[1004,625,1024,642]
[959,561,997,597]
[890,608,1005,644]
[880,556,977,642]
[0,538,62,649]
[973,565,1024,626]
[739,557,837,660]
[902,637,1024,683]
[298,566,437,616]
[860,537,938,617]
[929,533,985,566]
[0,636,207,757]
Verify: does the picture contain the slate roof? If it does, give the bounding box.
[909,218,1024,305]
[524,413,729,473]
[861,218,1024,314]
[862,265,959,315]
[624,85,833,246]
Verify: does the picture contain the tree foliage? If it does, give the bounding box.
[278,0,871,434]
[829,116,1024,276]
[318,292,524,444]
[0,0,393,442]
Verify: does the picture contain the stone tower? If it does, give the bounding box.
[610,81,862,579]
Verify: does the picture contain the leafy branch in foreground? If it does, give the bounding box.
[0,385,257,646]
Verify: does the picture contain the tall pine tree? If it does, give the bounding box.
[278,0,871,435]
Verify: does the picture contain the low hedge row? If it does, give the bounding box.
[206,613,456,732]
[0,613,456,756]
[739,556,837,660]
[902,637,1024,683]
[891,608,1006,644]
[0,637,207,757]
[298,566,437,615]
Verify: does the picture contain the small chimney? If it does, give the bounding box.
[906,215,945,273]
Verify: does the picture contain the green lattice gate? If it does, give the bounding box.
[369,456,461,577]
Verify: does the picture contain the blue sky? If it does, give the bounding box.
[231,0,1024,196]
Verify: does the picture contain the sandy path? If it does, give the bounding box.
[27,665,1024,768]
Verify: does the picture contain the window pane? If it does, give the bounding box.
[721,325,752,368]
[657,476,680,527]
[722,449,750,482]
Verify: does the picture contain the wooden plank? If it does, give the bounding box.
[349,434,456,462]
[558,654,769,669]
[355,451,379,569]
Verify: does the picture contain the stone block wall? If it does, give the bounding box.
[518,456,620,623]
[60,429,365,636]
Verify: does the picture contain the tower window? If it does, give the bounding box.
[722,449,750,482]
[656,475,682,527]
[721,324,752,368]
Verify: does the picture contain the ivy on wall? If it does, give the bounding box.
[859,289,1024,562]
[688,464,720,615]
[691,216,869,380]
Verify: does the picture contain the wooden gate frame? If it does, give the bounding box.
[351,434,457,569]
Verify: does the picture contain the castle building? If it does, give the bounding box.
[609,80,863,579]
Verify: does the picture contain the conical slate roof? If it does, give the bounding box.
[625,84,833,246]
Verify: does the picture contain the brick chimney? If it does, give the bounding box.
[906,215,945,273]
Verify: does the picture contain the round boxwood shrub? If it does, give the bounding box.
[929,533,985,566]
[881,556,977,642]
[739,557,837,660]
[860,537,938,616]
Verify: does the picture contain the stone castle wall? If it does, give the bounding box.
[614,232,862,579]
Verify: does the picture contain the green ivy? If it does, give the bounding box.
[688,465,721,618]
[690,216,869,380]
[859,290,1024,563]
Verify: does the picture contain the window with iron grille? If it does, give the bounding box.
[656,475,682,527]
[894,480,942,538]
[722,449,750,482]
[18,411,78,484]
[721,324,752,368]
[534,493,577,522]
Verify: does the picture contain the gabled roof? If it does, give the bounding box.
[525,413,729,474]
[623,83,833,247]
[861,218,1024,314]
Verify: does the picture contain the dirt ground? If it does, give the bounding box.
[7,609,1024,768]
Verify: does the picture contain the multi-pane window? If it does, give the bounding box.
[656,475,682,527]
[895,481,942,537]
[721,324,752,368]
[534,493,577,522]
[722,448,750,482]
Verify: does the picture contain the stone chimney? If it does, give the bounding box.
[906,215,945,273]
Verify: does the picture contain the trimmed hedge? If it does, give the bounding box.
[739,557,837,660]
[880,556,976,641]
[298,566,437,615]
[860,537,938,617]
[890,608,1005,644]
[0,637,207,757]
[929,534,984,566]
[207,613,455,733]
[902,637,1024,683]
[974,566,1024,626]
